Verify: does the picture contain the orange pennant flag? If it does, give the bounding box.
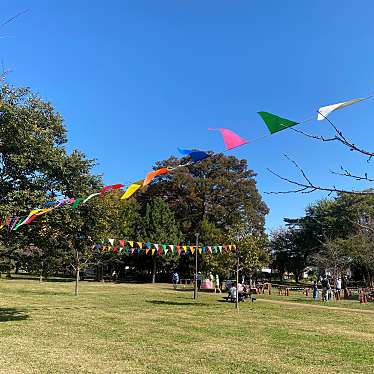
[143,168,169,187]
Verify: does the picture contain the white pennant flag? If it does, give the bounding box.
[317,98,365,121]
[108,238,115,246]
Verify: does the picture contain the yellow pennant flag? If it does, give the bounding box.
[146,248,150,255]
[190,246,195,255]
[182,245,187,252]
[151,248,156,255]
[198,247,202,254]
[128,241,134,248]
[121,181,143,200]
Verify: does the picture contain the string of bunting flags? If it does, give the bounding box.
[1,93,372,233]
[95,239,237,256]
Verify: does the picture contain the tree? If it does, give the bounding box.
[0,84,102,291]
[140,196,181,283]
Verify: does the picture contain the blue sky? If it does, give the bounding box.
[2,1,374,231]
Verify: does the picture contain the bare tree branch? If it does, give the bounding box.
[290,112,374,159]
[266,154,374,195]
[0,9,30,30]
[330,167,374,183]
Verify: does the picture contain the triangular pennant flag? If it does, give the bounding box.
[202,246,206,253]
[120,181,143,200]
[182,245,187,252]
[108,238,115,246]
[232,244,237,252]
[113,246,119,253]
[228,245,232,251]
[83,193,100,204]
[146,248,150,255]
[131,248,135,254]
[177,247,181,255]
[72,198,84,209]
[258,112,299,134]
[10,217,20,231]
[213,246,218,253]
[119,240,125,248]
[128,241,134,248]
[137,248,141,254]
[154,244,159,251]
[143,168,170,187]
[177,147,195,155]
[118,247,123,253]
[208,128,248,150]
[157,247,163,255]
[169,245,175,254]
[13,216,27,231]
[136,242,143,249]
[190,246,195,255]
[152,248,156,255]
[190,151,210,163]
[100,184,124,197]
[218,246,222,253]
[317,98,365,120]
[198,247,202,254]
[145,242,151,249]
[162,244,168,254]
[207,246,212,253]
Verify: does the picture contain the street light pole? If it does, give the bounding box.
[194,233,199,300]
[236,248,239,310]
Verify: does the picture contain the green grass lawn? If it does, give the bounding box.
[0,279,373,373]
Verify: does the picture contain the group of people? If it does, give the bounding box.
[171,271,222,293]
[313,276,342,302]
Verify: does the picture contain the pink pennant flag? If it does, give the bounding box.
[208,128,248,150]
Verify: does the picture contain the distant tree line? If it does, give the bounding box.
[270,193,374,286]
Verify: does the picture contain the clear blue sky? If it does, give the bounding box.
[2,1,374,231]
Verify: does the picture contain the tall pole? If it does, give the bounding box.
[236,248,239,310]
[194,233,199,300]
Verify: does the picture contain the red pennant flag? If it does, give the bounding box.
[100,184,124,197]
[118,240,125,248]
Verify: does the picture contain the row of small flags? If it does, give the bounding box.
[94,239,237,255]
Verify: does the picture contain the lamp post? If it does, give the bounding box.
[194,233,199,300]
[236,247,239,310]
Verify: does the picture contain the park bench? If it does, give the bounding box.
[222,293,255,303]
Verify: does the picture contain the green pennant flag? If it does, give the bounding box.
[258,111,299,134]
[72,198,84,209]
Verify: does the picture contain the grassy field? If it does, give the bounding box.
[0,279,373,373]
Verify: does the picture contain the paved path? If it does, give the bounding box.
[257,298,374,314]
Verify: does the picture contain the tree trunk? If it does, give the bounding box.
[75,267,80,296]
[152,259,157,284]
[39,261,43,283]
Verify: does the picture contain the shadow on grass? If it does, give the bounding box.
[0,308,29,322]
[147,300,209,307]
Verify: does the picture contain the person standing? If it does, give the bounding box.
[312,281,319,301]
[196,272,202,291]
[335,277,342,300]
[214,274,221,293]
[229,282,237,302]
[172,271,179,289]
[321,276,330,302]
